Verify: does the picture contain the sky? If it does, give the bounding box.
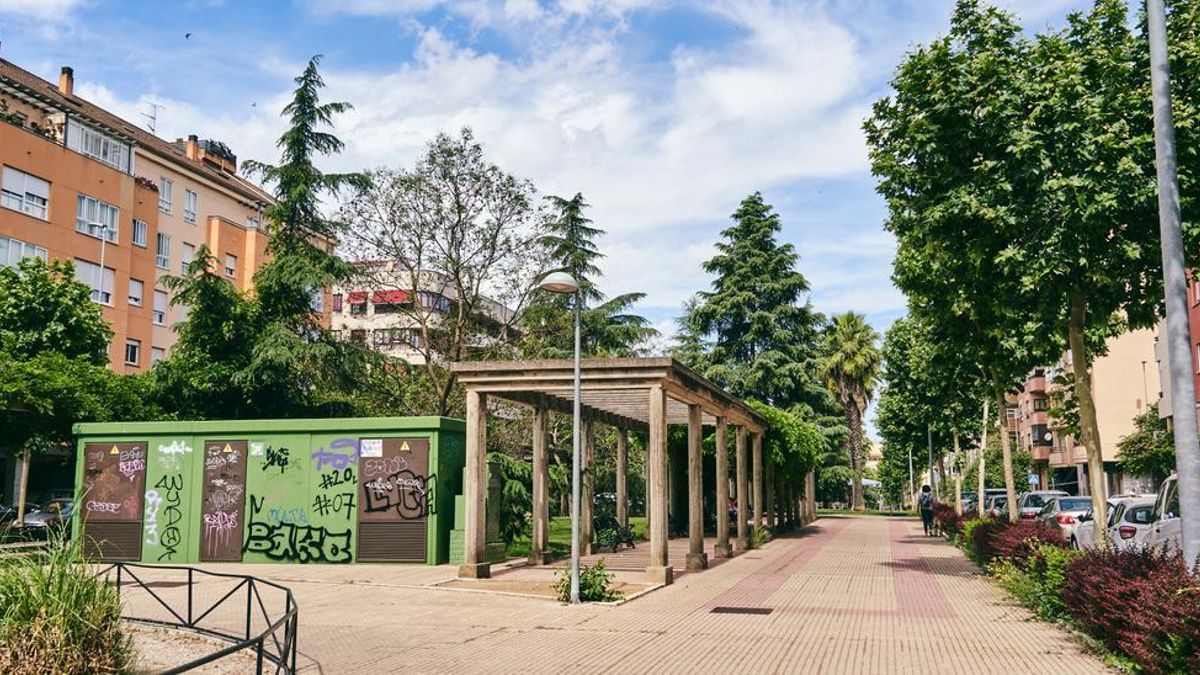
[0,0,1090,346]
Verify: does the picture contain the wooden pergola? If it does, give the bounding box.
[450,357,784,585]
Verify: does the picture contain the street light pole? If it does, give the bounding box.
[537,271,584,604]
[569,288,582,604]
[1147,0,1200,570]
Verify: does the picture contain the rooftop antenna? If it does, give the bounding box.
[140,101,165,135]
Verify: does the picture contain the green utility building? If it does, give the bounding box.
[72,417,464,565]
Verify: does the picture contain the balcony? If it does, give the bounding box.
[1026,374,1047,393]
[1032,446,1051,462]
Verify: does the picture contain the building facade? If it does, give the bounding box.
[1017,328,1160,497]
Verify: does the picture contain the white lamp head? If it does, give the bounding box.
[538,270,580,294]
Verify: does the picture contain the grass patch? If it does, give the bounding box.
[506,516,647,559]
[0,531,132,673]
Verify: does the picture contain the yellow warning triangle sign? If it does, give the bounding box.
[109,445,120,454]
[399,441,411,452]
[223,443,233,453]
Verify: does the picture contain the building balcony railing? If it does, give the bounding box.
[1026,375,1047,393]
[1032,446,1051,462]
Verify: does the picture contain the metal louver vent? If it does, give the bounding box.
[357,521,427,562]
[82,522,143,560]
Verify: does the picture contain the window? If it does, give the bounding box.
[1,166,50,219]
[150,347,165,365]
[350,301,367,317]
[310,288,324,313]
[1031,424,1052,446]
[65,119,132,173]
[128,278,144,307]
[159,177,173,213]
[74,259,114,305]
[75,195,118,242]
[224,254,237,277]
[1033,398,1048,412]
[132,219,148,247]
[181,243,195,274]
[0,236,48,268]
[124,339,140,366]
[184,189,197,224]
[155,233,171,269]
[153,290,168,326]
[332,294,343,312]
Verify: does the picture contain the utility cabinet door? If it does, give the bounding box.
[357,438,430,562]
[200,440,248,562]
[81,442,147,560]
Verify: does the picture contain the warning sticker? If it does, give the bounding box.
[360,438,383,458]
[250,441,265,457]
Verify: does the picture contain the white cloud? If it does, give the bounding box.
[0,0,84,20]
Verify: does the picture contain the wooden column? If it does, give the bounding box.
[459,390,490,578]
[529,404,550,565]
[752,432,764,530]
[646,385,672,585]
[735,427,749,550]
[581,418,595,556]
[713,418,732,558]
[686,404,707,570]
[616,429,629,528]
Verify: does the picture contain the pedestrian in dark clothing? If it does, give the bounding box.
[919,485,935,536]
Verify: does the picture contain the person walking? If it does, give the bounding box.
[919,484,935,536]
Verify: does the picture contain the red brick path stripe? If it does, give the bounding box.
[707,518,851,608]
[889,520,956,618]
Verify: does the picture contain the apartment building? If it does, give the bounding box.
[1156,275,1200,434]
[0,59,281,369]
[1018,327,1160,496]
[331,262,516,364]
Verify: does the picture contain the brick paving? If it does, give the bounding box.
[118,515,1108,674]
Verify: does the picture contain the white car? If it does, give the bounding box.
[1148,475,1183,552]
[1035,495,1093,541]
[1072,496,1156,550]
[1017,490,1069,520]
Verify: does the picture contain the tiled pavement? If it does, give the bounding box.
[118,515,1108,674]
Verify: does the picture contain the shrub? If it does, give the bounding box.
[0,532,132,673]
[988,520,1065,565]
[991,544,1079,621]
[553,558,623,603]
[932,503,964,539]
[749,526,771,550]
[966,518,1008,564]
[1062,546,1200,674]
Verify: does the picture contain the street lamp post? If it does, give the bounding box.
[538,271,583,603]
[1147,0,1200,570]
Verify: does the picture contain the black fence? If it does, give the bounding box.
[94,562,298,674]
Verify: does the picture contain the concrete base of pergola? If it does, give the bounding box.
[449,358,819,586]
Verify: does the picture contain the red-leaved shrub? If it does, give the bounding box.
[966,518,1064,565]
[1061,547,1200,674]
[932,502,963,537]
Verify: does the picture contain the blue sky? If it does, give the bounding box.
[0,0,1090,345]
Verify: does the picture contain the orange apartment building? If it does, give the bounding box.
[0,59,276,372]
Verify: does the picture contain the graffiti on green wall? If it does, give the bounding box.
[142,439,195,563]
[241,436,357,563]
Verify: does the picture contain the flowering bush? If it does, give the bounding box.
[1061,547,1200,674]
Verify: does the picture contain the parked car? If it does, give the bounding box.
[1036,495,1093,540]
[0,503,40,527]
[22,498,73,536]
[1016,490,1069,520]
[1148,475,1182,553]
[1073,495,1157,550]
[985,494,1008,518]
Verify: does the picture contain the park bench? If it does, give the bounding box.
[593,515,636,553]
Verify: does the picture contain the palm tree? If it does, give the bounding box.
[819,312,881,511]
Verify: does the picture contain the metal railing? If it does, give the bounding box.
[94,562,298,674]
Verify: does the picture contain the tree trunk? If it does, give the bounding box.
[991,373,1018,524]
[978,399,988,518]
[1069,289,1110,546]
[937,452,948,501]
[847,404,866,511]
[15,446,31,526]
[953,430,963,515]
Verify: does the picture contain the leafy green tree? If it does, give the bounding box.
[0,258,156,519]
[678,192,827,410]
[158,56,373,418]
[0,258,110,365]
[865,0,1050,521]
[522,193,657,358]
[1117,403,1176,485]
[819,313,881,511]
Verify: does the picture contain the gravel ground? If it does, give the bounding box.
[127,623,260,674]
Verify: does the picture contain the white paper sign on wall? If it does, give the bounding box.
[360,438,383,458]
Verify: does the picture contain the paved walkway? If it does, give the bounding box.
[119,516,1108,673]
